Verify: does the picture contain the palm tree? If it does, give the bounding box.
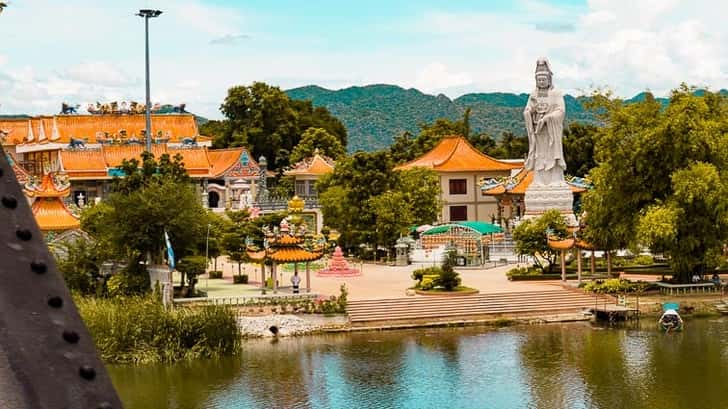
[0,3,7,14]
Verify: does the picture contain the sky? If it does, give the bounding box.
[0,0,726,119]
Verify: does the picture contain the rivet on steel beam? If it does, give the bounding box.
[62,330,80,344]
[30,261,47,274]
[16,229,32,241]
[1,196,17,209]
[97,402,113,409]
[79,365,96,380]
[48,296,63,308]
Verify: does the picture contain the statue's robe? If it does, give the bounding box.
[523,87,566,174]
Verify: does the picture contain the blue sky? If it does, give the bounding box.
[0,0,725,119]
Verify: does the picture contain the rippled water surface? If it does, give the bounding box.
[109,318,728,408]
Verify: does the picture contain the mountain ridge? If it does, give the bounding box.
[286,84,728,152]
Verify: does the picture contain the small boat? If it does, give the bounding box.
[659,302,683,332]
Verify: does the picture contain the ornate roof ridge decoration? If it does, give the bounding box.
[2,113,204,146]
[24,172,71,198]
[394,135,522,172]
[285,152,336,176]
[481,169,591,195]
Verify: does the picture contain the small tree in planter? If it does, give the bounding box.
[176,256,206,297]
[233,274,248,284]
[436,249,461,290]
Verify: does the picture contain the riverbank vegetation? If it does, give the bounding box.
[76,294,240,365]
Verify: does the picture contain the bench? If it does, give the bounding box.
[655,282,721,296]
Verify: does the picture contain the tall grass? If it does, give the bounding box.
[75,295,240,365]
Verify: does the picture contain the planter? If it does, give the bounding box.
[415,287,479,296]
[208,270,223,279]
[233,275,249,284]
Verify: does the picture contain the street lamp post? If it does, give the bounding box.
[136,9,162,152]
[205,223,211,294]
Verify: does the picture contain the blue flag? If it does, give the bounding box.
[164,230,175,271]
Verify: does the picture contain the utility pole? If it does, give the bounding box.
[136,9,162,152]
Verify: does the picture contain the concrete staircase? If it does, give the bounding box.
[347,289,605,328]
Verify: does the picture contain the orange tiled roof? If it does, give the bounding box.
[0,119,32,145]
[60,150,108,178]
[269,248,322,263]
[547,236,595,250]
[285,154,335,176]
[0,114,200,145]
[547,237,575,250]
[31,198,80,231]
[102,145,167,168]
[58,145,255,179]
[25,174,70,198]
[275,235,305,246]
[168,147,211,176]
[208,148,246,177]
[395,136,522,172]
[246,250,266,262]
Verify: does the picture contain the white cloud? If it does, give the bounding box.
[413,63,473,93]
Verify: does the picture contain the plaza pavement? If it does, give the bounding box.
[198,257,566,301]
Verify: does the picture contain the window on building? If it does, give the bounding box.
[450,205,468,221]
[308,182,317,196]
[295,180,307,196]
[449,179,467,195]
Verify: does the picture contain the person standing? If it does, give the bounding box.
[291,271,301,294]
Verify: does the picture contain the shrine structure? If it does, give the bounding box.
[317,246,361,277]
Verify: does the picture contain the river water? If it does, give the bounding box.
[109,318,728,409]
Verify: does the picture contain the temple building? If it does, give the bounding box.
[480,169,589,224]
[395,135,522,223]
[281,150,335,233]
[0,112,262,231]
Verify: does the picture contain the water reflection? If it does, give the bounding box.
[109,319,728,409]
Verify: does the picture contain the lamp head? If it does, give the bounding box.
[137,9,163,18]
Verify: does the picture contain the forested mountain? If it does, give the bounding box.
[286,85,728,152]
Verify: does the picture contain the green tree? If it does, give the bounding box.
[436,249,462,290]
[213,82,346,170]
[318,153,440,253]
[176,255,207,296]
[289,127,346,164]
[563,122,599,177]
[80,153,207,294]
[487,131,528,159]
[582,86,728,282]
[512,210,569,273]
[56,239,104,296]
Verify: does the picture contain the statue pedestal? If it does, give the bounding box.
[523,182,577,226]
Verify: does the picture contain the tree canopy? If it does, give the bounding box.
[289,127,346,164]
[582,86,728,282]
[317,151,440,252]
[81,153,208,289]
[208,82,347,170]
[512,210,569,273]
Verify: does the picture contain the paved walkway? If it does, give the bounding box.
[199,258,566,301]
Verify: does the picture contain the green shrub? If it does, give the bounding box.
[506,266,542,279]
[75,294,240,364]
[208,270,223,279]
[412,267,442,284]
[582,279,651,294]
[633,255,654,265]
[233,274,248,284]
[107,264,150,297]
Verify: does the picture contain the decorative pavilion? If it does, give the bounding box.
[419,221,503,266]
[395,135,522,223]
[481,169,589,225]
[547,230,598,282]
[246,219,323,293]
